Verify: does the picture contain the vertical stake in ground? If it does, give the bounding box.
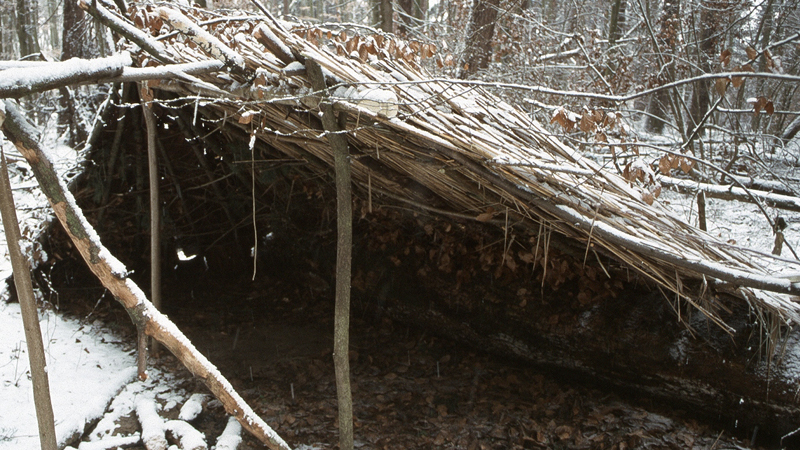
[0,144,57,450]
[305,59,354,450]
[141,82,162,362]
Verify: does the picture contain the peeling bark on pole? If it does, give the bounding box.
[0,146,57,450]
[0,99,292,450]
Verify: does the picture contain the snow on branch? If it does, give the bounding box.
[78,0,175,65]
[109,60,225,83]
[333,85,399,118]
[660,176,800,213]
[253,23,295,65]
[0,53,132,98]
[158,7,247,75]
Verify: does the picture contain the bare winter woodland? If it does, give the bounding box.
[2,0,800,449]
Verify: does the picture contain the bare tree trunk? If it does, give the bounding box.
[750,0,776,132]
[645,0,680,133]
[47,0,59,51]
[689,1,720,136]
[377,0,393,33]
[62,0,92,60]
[397,0,426,36]
[306,59,355,450]
[607,0,625,46]
[16,0,40,58]
[0,150,57,450]
[460,0,500,78]
[59,0,92,145]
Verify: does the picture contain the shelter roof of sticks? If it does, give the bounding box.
[108,2,800,330]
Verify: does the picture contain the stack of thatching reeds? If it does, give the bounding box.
[118,2,800,331]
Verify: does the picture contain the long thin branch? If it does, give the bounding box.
[343,72,800,104]
[141,83,162,357]
[0,99,292,450]
[660,175,800,213]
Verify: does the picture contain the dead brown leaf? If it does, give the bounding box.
[476,207,496,222]
[720,49,731,66]
[714,78,729,96]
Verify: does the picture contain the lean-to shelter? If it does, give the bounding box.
[9,0,800,442]
[106,2,800,320]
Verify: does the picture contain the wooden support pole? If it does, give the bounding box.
[0,147,57,450]
[306,59,354,450]
[140,83,162,357]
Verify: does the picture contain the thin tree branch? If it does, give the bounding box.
[140,83,162,357]
[78,0,176,64]
[335,72,800,105]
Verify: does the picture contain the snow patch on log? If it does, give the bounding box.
[75,434,142,450]
[179,393,209,421]
[213,416,242,450]
[165,420,207,450]
[253,23,294,65]
[333,86,399,118]
[136,396,168,450]
[157,7,246,73]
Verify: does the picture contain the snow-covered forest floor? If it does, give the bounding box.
[1,111,799,449]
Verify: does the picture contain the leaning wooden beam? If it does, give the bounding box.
[0,99,292,450]
[0,58,224,99]
[0,150,57,450]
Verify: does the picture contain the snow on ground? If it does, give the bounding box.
[0,303,137,449]
[659,188,800,257]
[0,122,145,449]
